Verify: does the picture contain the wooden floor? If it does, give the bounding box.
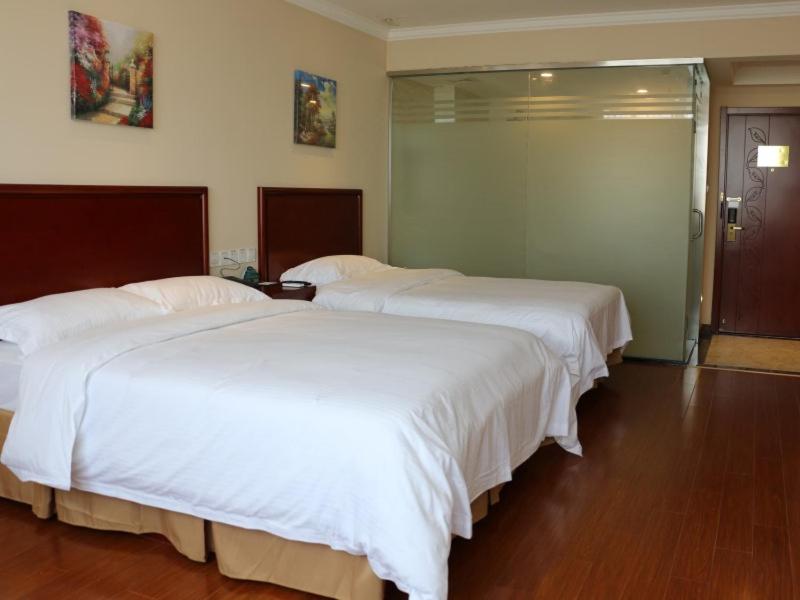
[1,362,799,599]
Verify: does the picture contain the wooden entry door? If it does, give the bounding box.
[716,109,800,338]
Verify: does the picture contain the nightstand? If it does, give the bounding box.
[259,283,316,301]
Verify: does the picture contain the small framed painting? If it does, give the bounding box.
[69,11,154,128]
[294,70,337,148]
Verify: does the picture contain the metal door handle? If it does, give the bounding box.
[691,208,704,240]
[726,223,745,241]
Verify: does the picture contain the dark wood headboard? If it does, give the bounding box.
[0,184,209,305]
[257,187,362,281]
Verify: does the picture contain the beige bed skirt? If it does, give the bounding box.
[1,407,505,599]
[53,486,501,600]
[54,488,207,562]
[54,484,502,600]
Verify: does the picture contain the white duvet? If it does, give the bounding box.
[2,302,574,600]
[314,269,633,398]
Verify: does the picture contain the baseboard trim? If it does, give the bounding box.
[620,356,688,367]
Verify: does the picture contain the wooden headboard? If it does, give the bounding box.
[0,184,209,305]
[257,187,362,281]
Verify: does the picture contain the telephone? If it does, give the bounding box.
[224,266,260,288]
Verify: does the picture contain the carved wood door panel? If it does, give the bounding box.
[718,113,800,338]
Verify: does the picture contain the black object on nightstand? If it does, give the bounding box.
[259,283,317,301]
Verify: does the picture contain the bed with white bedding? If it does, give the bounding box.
[0,183,215,524]
[2,300,574,600]
[293,261,632,399]
[258,188,633,403]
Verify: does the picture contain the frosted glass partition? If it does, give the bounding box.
[390,65,708,361]
[391,72,530,276]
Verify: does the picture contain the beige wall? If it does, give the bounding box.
[387,17,800,73]
[702,85,800,324]
[0,0,389,269]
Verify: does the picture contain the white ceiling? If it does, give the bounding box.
[314,0,786,28]
[287,1,800,86]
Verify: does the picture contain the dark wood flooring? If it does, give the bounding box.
[1,362,799,599]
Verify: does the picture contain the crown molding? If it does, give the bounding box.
[387,58,703,77]
[284,0,389,39]
[387,1,800,41]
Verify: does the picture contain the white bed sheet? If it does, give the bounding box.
[314,268,633,399]
[0,341,22,411]
[2,302,574,600]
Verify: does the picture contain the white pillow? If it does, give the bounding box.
[281,255,389,286]
[0,289,166,356]
[121,276,267,312]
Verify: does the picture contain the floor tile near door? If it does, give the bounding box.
[704,334,800,374]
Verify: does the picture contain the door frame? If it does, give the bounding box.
[711,106,800,333]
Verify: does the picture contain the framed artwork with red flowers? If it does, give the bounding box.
[69,11,154,128]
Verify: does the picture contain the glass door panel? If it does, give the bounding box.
[685,66,710,361]
[526,66,696,360]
